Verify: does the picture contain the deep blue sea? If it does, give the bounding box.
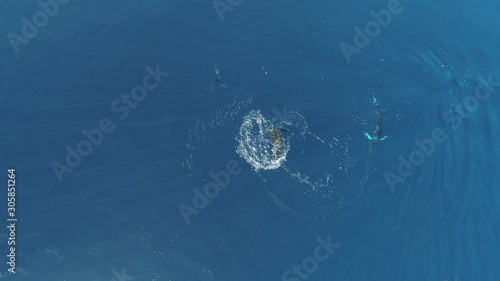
[1,0,500,280]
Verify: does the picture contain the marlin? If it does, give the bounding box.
[363,96,388,153]
[209,60,228,91]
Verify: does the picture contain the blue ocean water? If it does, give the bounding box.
[2,0,500,280]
